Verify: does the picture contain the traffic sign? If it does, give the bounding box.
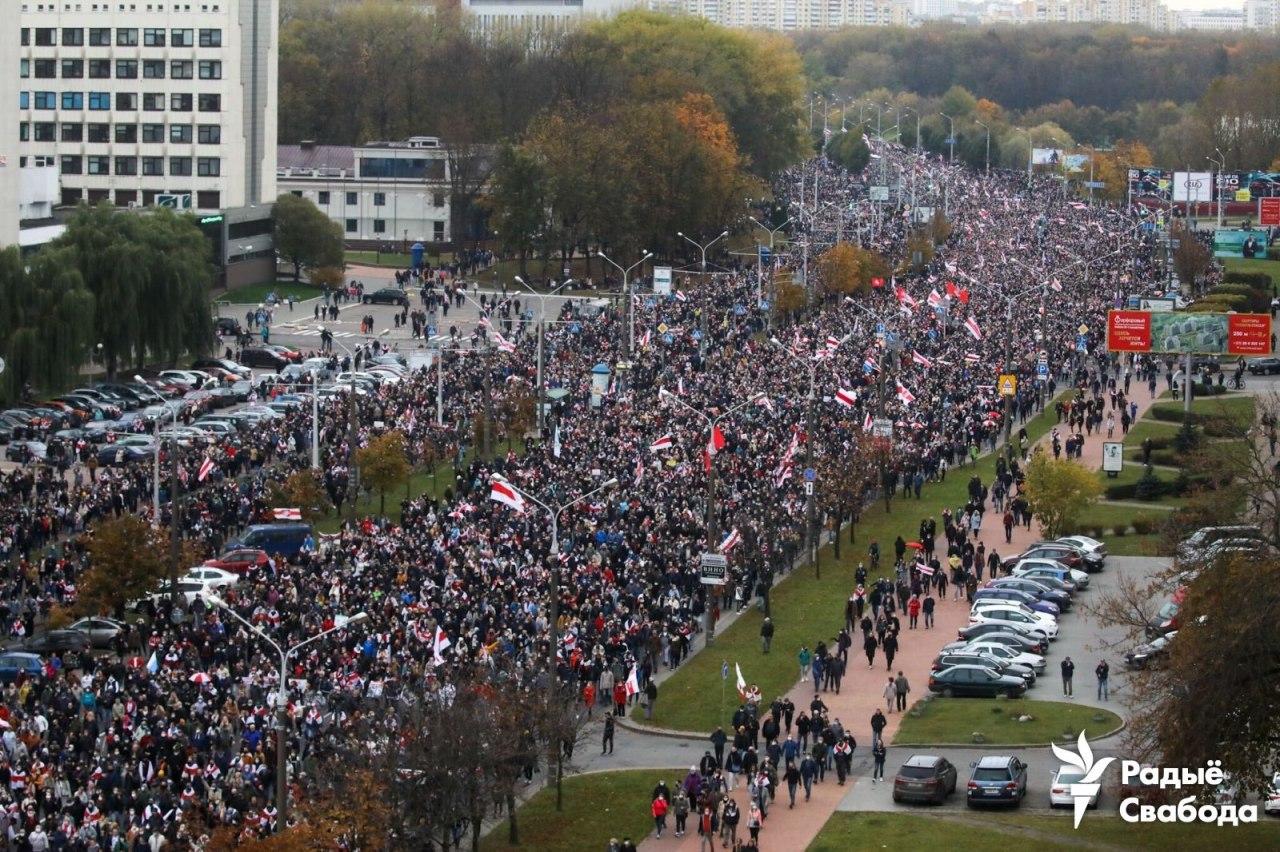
[804,481,814,496]
[1077,323,1089,335]
[997,374,1017,397]
[803,467,816,482]
[0,356,5,375]
[872,417,893,439]
[699,553,728,586]
[1036,360,1049,379]
[721,661,730,681]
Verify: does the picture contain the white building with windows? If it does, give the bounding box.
[463,0,638,37]
[1,20,18,248]
[276,137,453,247]
[16,1,277,215]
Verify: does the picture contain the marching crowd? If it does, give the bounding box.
[0,139,1165,850]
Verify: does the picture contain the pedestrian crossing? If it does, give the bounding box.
[283,328,358,338]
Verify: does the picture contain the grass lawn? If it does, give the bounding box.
[480,768,681,852]
[893,697,1121,747]
[1122,419,1179,450]
[639,397,1067,735]
[1150,394,1255,428]
[809,812,1280,852]
[1223,256,1280,285]
[1094,464,1185,506]
[346,250,420,268]
[217,281,329,305]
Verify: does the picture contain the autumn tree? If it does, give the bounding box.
[816,242,863,298]
[79,515,177,615]
[485,145,548,280]
[1171,221,1211,290]
[355,430,411,515]
[1023,450,1103,538]
[815,436,885,559]
[268,469,332,524]
[825,127,870,173]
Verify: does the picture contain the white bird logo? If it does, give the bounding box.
[1051,731,1115,828]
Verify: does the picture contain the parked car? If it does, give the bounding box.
[1050,765,1100,810]
[280,358,335,383]
[954,623,1046,654]
[0,652,44,683]
[972,587,1060,617]
[5,441,47,462]
[7,629,90,655]
[263,345,303,363]
[214,317,243,337]
[1009,559,1087,591]
[66,617,127,648]
[933,652,1036,685]
[362,287,410,307]
[1055,535,1108,564]
[181,566,239,590]
[985,577,1072,611]
[1264,773,1280,817]
[1176,526,1263,563]
[224,523,314,557]
[239,348,289,371]
[928,665,1027,698]
[892,755,958,805]
[1247,356,1280,375]
[967,755,1029,807]
[968,604,1057,641]
[147,578,218,605]
[1125,631,1177,669]
[203,548,270,574]
[97,444,152,467]
[1005,543,1101,573]
[192,357,252,379]
[1146,587,1187,637]
[954,641,1046,673]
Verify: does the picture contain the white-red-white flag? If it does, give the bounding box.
[432,628,451,665]
[755,396,774,414]
[964,316,983,340]
[964,352,981,363]
[273,508,301,521]
[894,286,917,309]
[197,457,215,482]
[825,336,840,352]
[706,425,725,457]
[489,479,525,513]
[674,290,688,302]
[911,350,933,368]
[834,388,857,408]
[649,434,673,453]
[720,528,742,553]
[493,332,517,353]
[625,667,640,697]
[735,663,748,701]
[863,411,873,432]
[895,381,916,406]
[927,289,943,308]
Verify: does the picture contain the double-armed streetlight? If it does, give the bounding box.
[204,592,368,827]
[939,112,956,164]
[514,276,574,433]
[597,249,653,354]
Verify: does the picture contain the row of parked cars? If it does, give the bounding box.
[926,535,1105,699]
[891,752,1102,810]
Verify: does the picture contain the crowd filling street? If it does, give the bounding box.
[0,138,1171,850]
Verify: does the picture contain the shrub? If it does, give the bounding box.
[1134,466,1166,500]
[1223,271,1273,290]
[1198,293,1248,310]
[1112,524,1128,536]
[1131,516,1157,535]
[1173,420,1203,452]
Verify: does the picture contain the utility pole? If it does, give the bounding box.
[939,112,955,164]
[168,436,181,605]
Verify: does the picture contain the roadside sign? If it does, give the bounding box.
[803,467,816,482]
[699,553,728,586]
[998,374,1017,397]
[653,266,673,295]
[869,186,890,202]
[1077,323,1089,335]
[872,417,893,439]
[1102,441,1124,477]
[1037,360,1049,379]
[721,661,729,681]
[1262,198,1280,227]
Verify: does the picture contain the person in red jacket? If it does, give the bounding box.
[613,681,628,717]
[651,793,669,838]
[907,594,922,629]
[583,683,596,717]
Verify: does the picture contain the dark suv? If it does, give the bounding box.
[966,755,1028,807]
[363,287,409,307]
[892,755,958,805]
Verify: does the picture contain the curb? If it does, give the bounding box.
[615,715,706,741]
[891,717,1127,750]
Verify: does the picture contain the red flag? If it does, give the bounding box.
[834,388,857,408]
[870,277,885,289]
[707,425,725,457]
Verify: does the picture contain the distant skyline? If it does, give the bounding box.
[1162,0,1245,9]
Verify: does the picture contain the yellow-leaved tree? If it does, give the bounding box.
[1023,450,1104,539]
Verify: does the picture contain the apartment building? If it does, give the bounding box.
[276,137,453,248]
[655,0,905,28]
[462,0,638,37]
[1,21,18,247]
[16,1,277,214]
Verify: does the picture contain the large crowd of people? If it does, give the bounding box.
[0,140,1167,849]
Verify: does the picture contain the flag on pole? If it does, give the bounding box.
[916,563,935,576]
[825,336,841,352]
[720,528,742,553]
[863,411,873,432]
[1049,277,1063,292]
[552,425,562,458]
[489,479,525,513]
[197,457,215,482]
[964,352,981,363]
[834,387,857,408]
[735,663,748,701]
[895,381,916,406]
[641,329,652,348]
[625,667,640,697]
[755,396,774,414]
[893,286,918,309]
[706,426,726,457]
[927,289,943,308]
[146,652,159,675]
[432,628,451,665]
[911,350,933,368]
[634,455,644,485]
[863,356,878,374]
[493,332,517,353]
[674,290,688,302]
[964,316,983,340]
[273,508,302,521]
[649,434,673,453]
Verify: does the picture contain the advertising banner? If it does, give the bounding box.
[1107,310,1272,355]
[1032,148,1063,166]
[1213,228,1268,259]
[1172,171,1213,203]
[1261,197,1280,227]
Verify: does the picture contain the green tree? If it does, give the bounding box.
[0,246,96,402]
[355,430,411,515]
[486,145,548,280]
[825,127,870,173]
[274,193,344,282]
[51,205,213,377]
[78,515,173,615]
[268,469,332,524]
[1023,450,1103,539]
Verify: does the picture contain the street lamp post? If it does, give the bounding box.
[514,276,572,434]
[939,113,955,164]
[140,375,180,523]
[596,250,653,355]
[329,340,362,519]
[748,216,793,310]
[974,119,991,176]
[491,475,619,695]
[204,593,367,829]
[677,231,729,355]
[658,389,764,642]
[770,333,851,579]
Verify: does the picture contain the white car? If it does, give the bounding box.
[958,641,1046,673]
[182,567,239,589]
[972,598,1058,625]
[1055,535,1107,563]
[192,420,237,436]
[1010,558,1089,590]
[1264,773,1280,816]
[1050,765,1100,809]
[969,605,1058,640]
[147,578,217,605]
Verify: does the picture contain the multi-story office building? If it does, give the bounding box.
[1176,7,1247,29]
[16,1,277,214]
[655,0,906,28]
[1,20,18,247]
[1244,0,1280,30]
[276,137,454,248]
[463,0,638,37]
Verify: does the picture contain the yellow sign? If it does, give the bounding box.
[657,323,669,334]
[998,374,1018,397]
[1077,323,1089,335]
[1236,189,1252,203]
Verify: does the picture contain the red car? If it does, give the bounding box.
[264,345,303,363]
[203,548,270,574]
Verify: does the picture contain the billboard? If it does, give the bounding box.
[1032,148,1063,166]
[1063,154,1090,173]
[1172,171,1213,203]
[1107,310,1272,355]
[1261,197,1280,227]
[1213,228,1268,259]
[653,266,673,295]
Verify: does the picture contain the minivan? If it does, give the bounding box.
[225,523,313,557]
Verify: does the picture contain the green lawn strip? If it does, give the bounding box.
[480,768,682,852]
[217,281,329,305]
[641,398,1066,734]
[1096,534,1160,557]
[893,698,1121,747]
[1149,394,1255,428]
[1223,256,1280,283]
[1122,419,1179,450]
[1094,464,1185,506]
[810,812,1280,852]
[346,250,417,268]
